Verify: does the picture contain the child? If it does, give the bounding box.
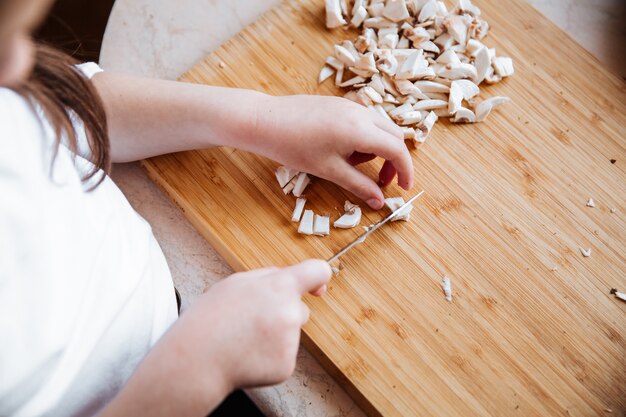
[0,0,413,415]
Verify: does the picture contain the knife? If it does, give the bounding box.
[327,190,425,265]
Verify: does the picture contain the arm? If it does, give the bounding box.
[92,72,413,209]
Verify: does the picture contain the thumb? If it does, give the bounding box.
[330,160,385,209]
[284,259,332,295]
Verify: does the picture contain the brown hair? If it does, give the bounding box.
[15,43,111,189]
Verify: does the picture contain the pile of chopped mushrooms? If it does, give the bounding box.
[277,0,514,237]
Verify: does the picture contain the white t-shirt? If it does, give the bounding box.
[0,64,179,416]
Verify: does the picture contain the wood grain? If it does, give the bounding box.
[141,0,626,415]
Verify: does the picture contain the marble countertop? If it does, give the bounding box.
[99,1,624,415]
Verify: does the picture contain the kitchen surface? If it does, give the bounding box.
[99,0,625,416]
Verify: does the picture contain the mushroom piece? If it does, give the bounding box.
[394,79,429,99]
[313,214,331,236]
[441,14,468,45]
[334,201,362,228]
[492,56,514,77]
[442,275,453,302]
[437,62,477,80]
[413,99,448,111]
[454,79,480,100]
[455,0,481,16]
[418,0,438,22]
[292,172,311,197]
[396,50,429,80]
[451,107,476,123]
[586,198,596,208]
[436,49,461,65]
[472,46,491,84]
[448,80,463,115]
[325,0,347,28]
[364,16,397,28]
[383,0,410,22]
[376,50,399,76]
[351,6,368,27]
[339,75,367,87]
[402,126,417,139]
[319,65,335,84]
[579,247,592,258]
[414,80,450,93]
[474,96,510,122]
[291,198,307,222]
[335,45,357,66]
[418,110,438,134]
[389,102,416,119]
[275,166,299,188]
[385,197,413,221]
[396,110,424,125]
[325,56,344,71]
[298,210,314,235]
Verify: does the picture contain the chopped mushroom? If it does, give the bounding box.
[319,65,335,83]
[291,198,307,222]
[298,210,314,235]
[334,201,362,228]
[292,172,311,197]
[579,247,592,258]
[586,198,596,208]
[325,0,348,28]
[442,275,453,302]
[313,214,331,236]
[385,197,412,221]
[474,96,511,122]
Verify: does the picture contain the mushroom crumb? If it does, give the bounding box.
[609,288,626,302]
[610,208,616,213]
[218,61,226,69]
[321,0,513,146]
[586,198,595,208]
[442,276,453,302]
[579,247,592,258]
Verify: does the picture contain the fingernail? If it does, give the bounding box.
[367,198,382,209]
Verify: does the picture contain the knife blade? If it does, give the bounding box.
[327,190,424,264]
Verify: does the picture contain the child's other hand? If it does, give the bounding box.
[172,260,331,393]
[247,95,414,209]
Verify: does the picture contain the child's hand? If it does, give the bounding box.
[174,260,331,392]
[245,95,414,209]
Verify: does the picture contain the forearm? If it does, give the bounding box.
[92,72,268,163]
[99,324,230,417]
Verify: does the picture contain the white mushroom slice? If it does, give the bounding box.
[354,35,371,53]
[319,66,335,84]
[474,96,511,122]
[325,0,348,28]
[397,36,409,49]
[418,110,438,133]
[334,202,362,228]
[389,102,415,119]
[399,95,418,105]
[404,25,430,43]
[383,0,410,22]
[396,111,424,125]
[436,49,461,65]
[492,56,514,77]
[454,79,480,100]
[433,32,454,51]
[334,45,357,66]
[396,50,429,80]
[394,79,429,99]
[325,58,344,74]
[448,81,463,115]
[313,214,330,236]
[473,46,491,84]
[382,102,397,112]
[451,107,476,123]
[483,66,502,84]
[385,197,413,221]
[381,73,401,95]
[379,33,400,49]
[354,53,379,73]
[363,86,384,103]
[579,247,592,258]
[368,2,385,18]
[402,127,416,139]
[376,50,399,76]
[298,210,314,235]
[364,16,397,28]
[381,93,398,105]
[340,0,348,16]
[437,63,477,80]
[351,6,368,27]
[442,275,452,302]
[586,198,596,208]
[469,19,489,39]
[353,89,374,106]
[455,0,481,16]
[292,172,311,197]
[369,74,386,95]
[414,80,450,93]
[335,67,344,86]
[425,92,448,100]
[291,198,307,222]
[413,99,447,111]
[417,41,440,55]
[435,1,448,16]
[442,14,468,45]
[339,75,367,87]
[418,0,437,22]
[465,39,485,57]
[275,166,299,188]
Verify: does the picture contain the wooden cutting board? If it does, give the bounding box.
[141,1,625,415]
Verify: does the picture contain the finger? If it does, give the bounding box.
[378,160,397,187]
[299,302,310,325]
[330,159,385,209]
[232,266,281,279]
[356,129,414,190]
[309,284,327,297]
[372,114,404,141]
[347,151,376,166]
[284,259,332,295]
